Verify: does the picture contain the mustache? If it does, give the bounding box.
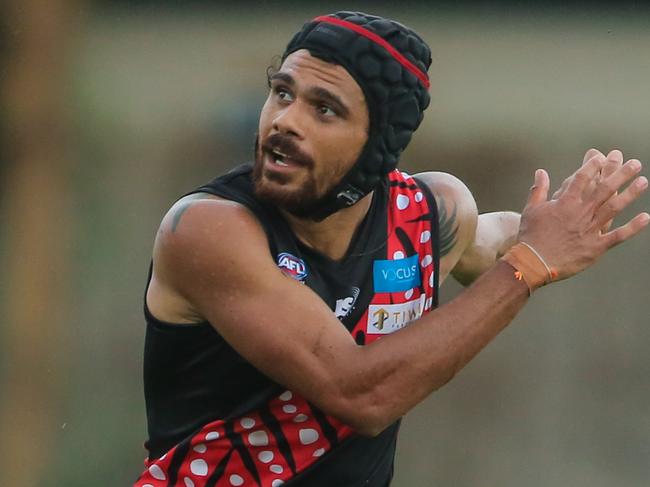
[262,134,313,168]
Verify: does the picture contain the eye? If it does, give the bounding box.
[274,86,293,102]
[317,105,336,117]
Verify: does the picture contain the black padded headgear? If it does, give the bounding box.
[282,11,432,220]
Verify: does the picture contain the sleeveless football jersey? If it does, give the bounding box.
[136,164,440,487]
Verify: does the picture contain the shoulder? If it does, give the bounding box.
[150,194,273,311]
[156,193,269,268]
[414,171,477,217]
[158,193,259,238]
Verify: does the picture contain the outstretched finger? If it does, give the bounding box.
[555,150,607,201]
[601,212,650,249]
[603,149,623,177]
[590,176,649,230]
[598,149,625,230]
[592,159,642,207]
[525,169,550,208]
[583,148,604,165]
[565,154,606,198]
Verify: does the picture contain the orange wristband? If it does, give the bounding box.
[501,242,557,294]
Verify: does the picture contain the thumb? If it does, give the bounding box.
[525,169,550,208]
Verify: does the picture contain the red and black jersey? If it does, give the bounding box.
[136,164,440,487]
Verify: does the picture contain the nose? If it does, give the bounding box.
[272,102,303,139]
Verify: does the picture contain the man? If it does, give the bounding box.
[134,12,648,487]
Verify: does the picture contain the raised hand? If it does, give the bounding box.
[552,148,623,232]
[517,151,649,281]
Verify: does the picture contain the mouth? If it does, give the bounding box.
[271,148,290,167]
[264,147,305,172]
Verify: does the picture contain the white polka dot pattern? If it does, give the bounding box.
[148,465,166,481]
[299,428,319,445]
[258,450,274,463]
[396,194,410,210]
[229,474,244,486]
[393,250,405,260]
[193,443,207,453]
[190,459,208,476]
[240,417,255,429]
[248,430,269,446]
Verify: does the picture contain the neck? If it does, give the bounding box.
[282,192,374,261]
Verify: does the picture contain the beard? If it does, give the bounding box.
[253,134,333,219]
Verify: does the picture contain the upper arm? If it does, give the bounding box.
[414,171,479,284]
[150,199,360,420]
[451,211,521,286]
[414,171,521,286]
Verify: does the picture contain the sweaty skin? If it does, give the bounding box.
[146,51,649,436]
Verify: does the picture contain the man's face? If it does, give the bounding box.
[254,49,369,217]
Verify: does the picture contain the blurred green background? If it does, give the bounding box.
[1,1,648,486]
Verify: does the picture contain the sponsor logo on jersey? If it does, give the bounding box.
[367,295,425,334]
[334,287,360,319]
[372,254,420,292]
[277,252,308,281]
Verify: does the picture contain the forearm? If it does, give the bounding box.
[334,260,528,435]
[452,211,520,285]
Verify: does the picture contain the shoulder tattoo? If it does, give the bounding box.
[170,193,209,233]
[435,195,459,257]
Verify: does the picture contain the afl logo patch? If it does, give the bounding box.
[277,252,308,281]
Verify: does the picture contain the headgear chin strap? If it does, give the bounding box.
[282,11,432,221]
